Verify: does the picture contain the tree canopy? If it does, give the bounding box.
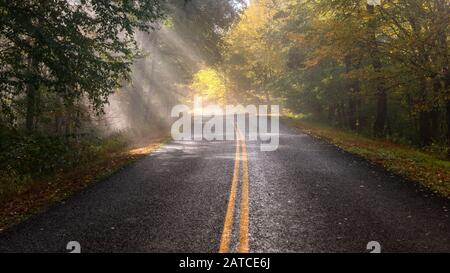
[0,0,165,130]
[219,0,449,147]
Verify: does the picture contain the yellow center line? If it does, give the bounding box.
[219,134,240,253]
[238,132,249,253]
[219,128,250,253]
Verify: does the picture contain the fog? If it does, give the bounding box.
[102,16,207,141]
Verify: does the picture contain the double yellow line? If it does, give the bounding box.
[219,129,249,253]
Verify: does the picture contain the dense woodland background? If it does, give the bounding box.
[0,0,243,194]
[217,0,449,149]
[0,0,449,196]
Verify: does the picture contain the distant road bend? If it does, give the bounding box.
[0,123,449,253]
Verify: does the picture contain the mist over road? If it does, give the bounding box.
[0,124,449,253]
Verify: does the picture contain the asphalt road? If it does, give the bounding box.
[0,124,449,253]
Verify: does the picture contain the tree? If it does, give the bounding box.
[220,0,450,149]
[0,0,165,131]
[223,0,285,104]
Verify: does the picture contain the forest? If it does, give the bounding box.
[0,0,449,209]
[0,0,242,199]
[211,0,449,149]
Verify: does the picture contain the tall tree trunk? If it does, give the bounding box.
[418,77,434,146]
[25,56,38,131]
[348,98,357,131]
[25,83,36,131]
[328,104,336,123]
[367,4,387,137]
[436,0,450,145]
[373,88,387,137]
[447,100,450,146]
[355,81,364,132]
[344,56,357,131]
[337,102,346,127]
[356,97,364,132]
[265,90,271,104]
[146,33,158,121]
[419,111,433,146]
[409,15,436,146]
[444,69,450,146]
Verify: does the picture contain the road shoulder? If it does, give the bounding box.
[283,117,450,199]
[0,137,169,232]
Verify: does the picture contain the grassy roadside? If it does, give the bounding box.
[0,136,169,232]
[283,117,450,198]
